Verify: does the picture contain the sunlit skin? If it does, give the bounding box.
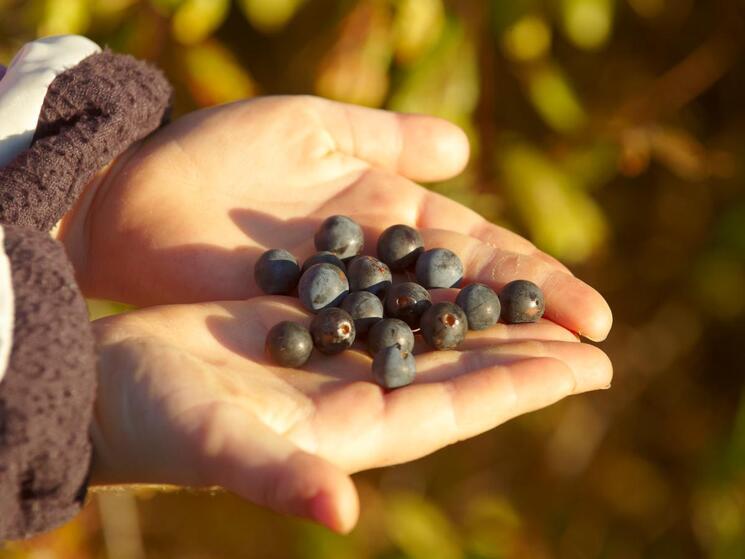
[58,96,612,340]
[92,293,612,534]
[52,96,614,532]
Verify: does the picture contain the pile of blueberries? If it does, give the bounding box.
[257,216,545,389]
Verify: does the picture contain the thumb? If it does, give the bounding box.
[315,98,470,183]
[193,405,360,533]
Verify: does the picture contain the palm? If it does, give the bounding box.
[76,96,611,341]
[92,295,611,532]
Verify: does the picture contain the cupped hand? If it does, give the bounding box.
[91,294,612,533]
[60,96,612,341]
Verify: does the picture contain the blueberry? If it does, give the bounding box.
[499,280,545,323]
[301,251,346,274]
[298,263,350,313]
[347,255,392,296]
[384,282,432,329]
[367,318,415,355]
[265,321,313,368]
[254,249,301,295]
[310,307,356,355]
[420,302,467,350]
[314,215,364,260]
[372,344,416,389]
[340,291,384,335]
[455,283,501,331]
[415,248,464,289]
[377,224,424,271]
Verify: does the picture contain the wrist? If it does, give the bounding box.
[88,321,135,486]
[51,140,144,294]
[88,324,182,487]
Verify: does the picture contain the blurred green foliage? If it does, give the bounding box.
[2,0,745,557]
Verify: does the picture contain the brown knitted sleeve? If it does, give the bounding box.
[0,225,96,541]
[0,49,172,231]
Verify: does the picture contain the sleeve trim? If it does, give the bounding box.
[0,35,101,168]
[0,224,14,385]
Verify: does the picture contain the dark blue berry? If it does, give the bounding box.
[372,344,416,389]
[298,263,350,313]
[377,224,424,271]
[310,307,356,354]
[347,256,392,296]
[254,249,301,295]
[415,248,464,289]
[420,302,467,350]
[314,215,364,260]
[384,282,432,329]
[499,280,545,323]
[367,318,415,355]
[265,321,313,367]
[302,251,346,274]
[455,283,501,330]
[340,291,384,335]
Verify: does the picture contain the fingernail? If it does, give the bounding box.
[576,330,609,343]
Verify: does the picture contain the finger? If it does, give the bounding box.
[371,357,575,468]
[244,294,576,343]
[411,320,581,353]
[142,298,577,374]
[415,188,573,274]
[420,229,613,341]
[312,168,572,273]
[308,354,587,471]
[314,98,470,182]
[374,343,611,466]
[414,339,613,391]
[451,322,581,348]
[301,340,611,470]
[428,288,579,342]
[224,296,581,359]
[192,403,359,533]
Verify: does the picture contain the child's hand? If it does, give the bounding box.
[91,296,612,533]
[60,96,611,341]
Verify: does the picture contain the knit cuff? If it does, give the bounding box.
[0,35,101,167]
[0,45,172,231]
[0,224,96,541]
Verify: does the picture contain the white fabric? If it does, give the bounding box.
[0,225,14,384]
[0,35,100,167]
